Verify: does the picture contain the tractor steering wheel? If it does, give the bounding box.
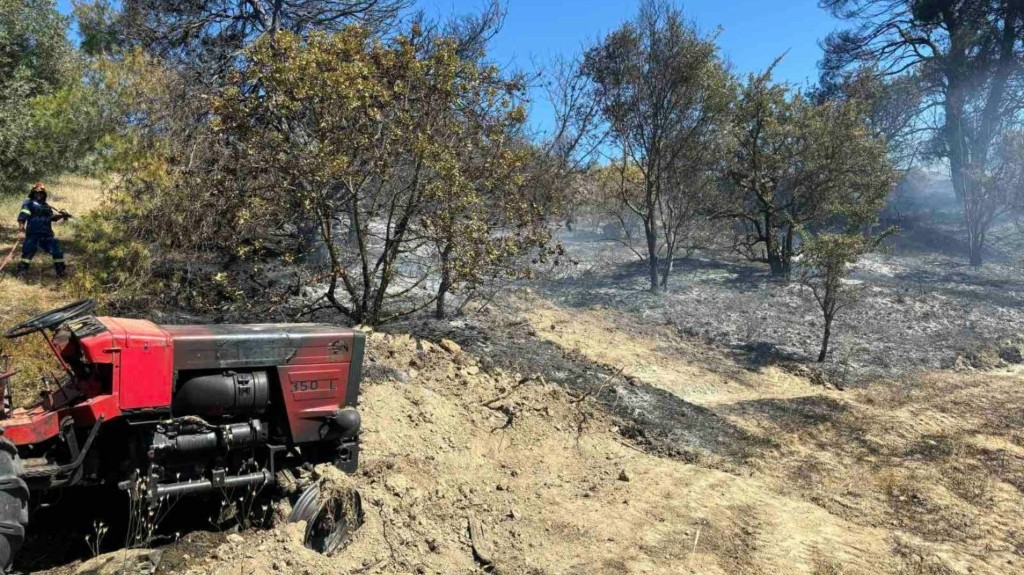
[4,299,97,339]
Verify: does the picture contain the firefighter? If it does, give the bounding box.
[16,183,70,279]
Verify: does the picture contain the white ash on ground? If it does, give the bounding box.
[543,225,1024,386]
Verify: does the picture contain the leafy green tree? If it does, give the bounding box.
[0,0,77,192]
[0,0,72,93]
[213,26,542,325]
[582,0,734,292]
[73,0,122,56]
[800,230,892,363]
[724,69,894,276]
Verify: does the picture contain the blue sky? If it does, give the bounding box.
[55,0,841,133]
[415,1,839,86]
[414,1,840,134]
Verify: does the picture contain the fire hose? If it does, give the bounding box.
[0,241,20,277]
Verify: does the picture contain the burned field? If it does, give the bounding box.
[541,219,1024,386]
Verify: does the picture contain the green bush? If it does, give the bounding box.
[66,207,155,307]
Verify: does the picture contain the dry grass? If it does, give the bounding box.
[522,298,1024,575]
[157,332,898,575]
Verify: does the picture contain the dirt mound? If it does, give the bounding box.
[146,329,903,575]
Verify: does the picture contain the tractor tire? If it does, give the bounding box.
[288,481,363,556]
[0,437,27,575]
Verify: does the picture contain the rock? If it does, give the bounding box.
[75,548,163,575]
[466,365,480,376]
[618,469,631,482]
[226,533,244,544]
[468,514,495,568]
[439,339,462,354]
[999,345,1023,364]
[416,339,435,353]
[408,368,419,379]
[283,521,307,544]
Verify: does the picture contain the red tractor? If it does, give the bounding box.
[0,300,366,572]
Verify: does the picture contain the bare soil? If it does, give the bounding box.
[39,306,1024,575]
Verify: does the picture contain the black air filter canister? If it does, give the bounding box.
[172,371,270,418]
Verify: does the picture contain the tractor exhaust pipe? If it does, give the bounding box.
[130,469,274,501]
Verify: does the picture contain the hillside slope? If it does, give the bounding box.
[3,178,1021,575]
[0,176,104,404]
[49,321,1016,575]
[158,331,899,575]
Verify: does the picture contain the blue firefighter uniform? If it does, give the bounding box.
[16,190,66,278]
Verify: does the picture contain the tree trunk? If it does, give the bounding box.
[645,218,660,293]
[436,283,449,319]
[767,252,789,276]
[660,251,673,292]
[436,245,452,319]
[818,316,832,363]
[763,213,789,277]
[968,233,984,267]
[347,200,358,247]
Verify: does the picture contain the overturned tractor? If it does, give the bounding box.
[0,300,366,572]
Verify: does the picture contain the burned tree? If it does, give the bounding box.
[822,0,1024,266]
[582,0,733,293]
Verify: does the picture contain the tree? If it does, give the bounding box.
[213,26,541,325]
[0,0,77,192]
[800,231,891,362]
[73,0,123,56]
[822,0,1024,266]
[541,53,604,232]
[118,0,409,80]
[811,70,925,170]
[724,69,894,276]
[968,130,1024,247]
[581,0,733,293]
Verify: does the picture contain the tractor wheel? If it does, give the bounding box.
[0,437,26,574]
[288,481,363,556]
